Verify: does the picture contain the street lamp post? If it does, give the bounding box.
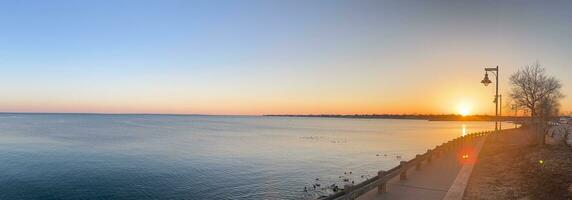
[499,95,502,131]
[481,66,499,132]
[512,104,518,128]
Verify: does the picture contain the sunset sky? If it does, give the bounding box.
[0,0,570,115]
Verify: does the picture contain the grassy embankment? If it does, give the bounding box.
[464,128,572,199]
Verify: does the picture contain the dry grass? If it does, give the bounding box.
[464,128,572,200]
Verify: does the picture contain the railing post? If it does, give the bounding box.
[427,150,432,163]
[445,141,450,151]
[415,154,422,170]
[344,184,353,200]
[399,161,407,180]
[377,170,387,194]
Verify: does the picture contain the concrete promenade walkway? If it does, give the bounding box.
[358,137,486,200]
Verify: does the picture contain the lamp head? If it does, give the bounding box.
[481,73,492,86]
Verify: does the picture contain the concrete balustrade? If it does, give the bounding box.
[323,130,492,200]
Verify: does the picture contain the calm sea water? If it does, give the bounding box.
[0,114,506,199]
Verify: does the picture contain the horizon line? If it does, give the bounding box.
[0,111,526,117]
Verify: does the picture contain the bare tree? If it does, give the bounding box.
[538,94,561,120]
[509,63,564,120]
[509,63,564,144]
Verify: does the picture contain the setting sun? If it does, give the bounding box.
[458,103,472,116]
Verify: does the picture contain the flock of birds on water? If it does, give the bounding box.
[299,135,405,198]
[303,152,404,198]
[298,136,348,144]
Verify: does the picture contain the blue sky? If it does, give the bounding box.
[0,0,571,114]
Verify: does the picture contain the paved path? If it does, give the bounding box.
[358,137,486,200]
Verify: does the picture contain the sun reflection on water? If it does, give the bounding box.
[462,124,467,136]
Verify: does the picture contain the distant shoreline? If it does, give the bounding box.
[0,112,246,117]
[264,114,526,122]
[0,112,529,122]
